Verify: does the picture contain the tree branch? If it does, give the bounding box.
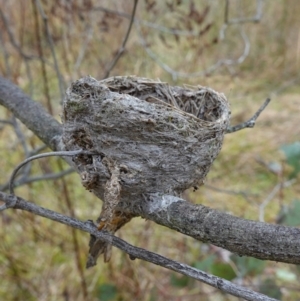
[9,150,96,194]
[0,168,74,192]
[0,76,62,150]
[226,98,271,133]
[0,191,278,301]
[118,194,300,265]
[34,0,65,100]
[103,0,139,78]
[0,77,299,266]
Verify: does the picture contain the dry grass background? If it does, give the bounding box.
[0,0,300,300]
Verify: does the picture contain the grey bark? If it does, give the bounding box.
[0,191,279,301]
[0,76,62,150]
[0,76,299,265]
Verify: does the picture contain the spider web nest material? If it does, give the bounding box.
[63,75,230,197]
[62,75,230,266]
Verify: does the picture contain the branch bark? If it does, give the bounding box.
[0,76,62,150]
[119,194,300,264]
[0,76,299,266]
[0,191,278,301]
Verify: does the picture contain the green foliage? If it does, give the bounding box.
[97,283,118,301]
[281,142,300,178]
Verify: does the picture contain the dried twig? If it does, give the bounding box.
[135,0,262,80]
[103,0,139,78]
[0,191,278,301]
[32,0,52,114]
[205,184,256,204]
[136,22,251,80]
[226,98,271,133]
[56,159,89,299]
[8,150,97,195]
[259,179,296,222]
[224,0,263,24]
[0,29,11,78]
[93,5,200,37]
[34,0,65,100]
[0,168,74,192]
[0,8,38,61]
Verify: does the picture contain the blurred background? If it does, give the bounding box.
[0,0,300,300]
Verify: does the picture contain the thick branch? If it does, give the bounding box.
[119,194,300,265]
[0,76,62,150]
[0,191,278,301]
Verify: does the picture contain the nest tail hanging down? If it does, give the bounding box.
[62,76,230,268]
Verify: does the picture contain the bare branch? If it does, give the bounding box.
[92,6,219,37]
[119,194,300,265]
[34,0,65,100]
[259,179,296,222]
[226,98,271,133]
[0,168,74,192]
[103,0,139,78]
[9,150,96,195]
[0,28,11,78]
[224,0,263,25]
[136,21,251,80]
[0,8,38,61]
[73,24,94,76]
[205,184,256,204]
[134,1,262,80]
[0,76,62,150]
[0,191,278,301]
[32,0,52,114]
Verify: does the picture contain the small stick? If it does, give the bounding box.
[8,150,97,195]
[226,98,271,133]
[103,0,139,78]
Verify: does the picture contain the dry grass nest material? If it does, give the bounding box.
[63,76,230,197]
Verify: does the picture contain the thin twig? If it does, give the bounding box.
[0,168,74,192]
[92,6,206,37]
[34,0,65,100]
[0,28,11,78]
[259,179,296,222]
[10,117,32,186]
[136,21,251,80]
[226,98,271,133]
[57,160,88,300]
[0,8,37,60]
[32,0,52,114]
[9,150,97,195]
[0,191,278,301]
[205,184,256,204]
[103,0,139,78]
[224,0,263,25]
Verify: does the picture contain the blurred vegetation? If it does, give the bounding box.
[0,0,300,300]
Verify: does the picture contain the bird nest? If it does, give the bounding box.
[62,76,230,202]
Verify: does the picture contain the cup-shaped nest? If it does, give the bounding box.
[63,76,230,201]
